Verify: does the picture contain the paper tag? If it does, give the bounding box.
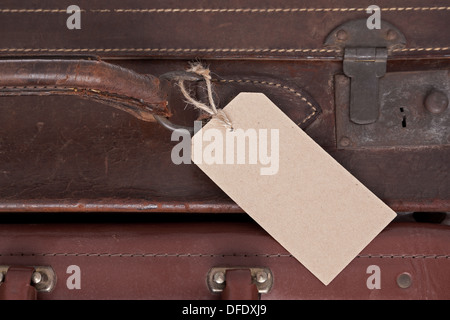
[191,93,396,285]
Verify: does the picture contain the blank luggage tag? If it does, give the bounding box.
[191,92,396,285]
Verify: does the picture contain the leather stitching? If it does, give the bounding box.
[0,85,144,104]
[105,7,450,13]
[0,48,448,53]
[1,79,319,126]
[1,7,447,53]
[0,9,73,13]
[1,7,449,13]
[0,48,340,53]
[215,79,318,125]
[1,253,449,259]
[2,86,82,90]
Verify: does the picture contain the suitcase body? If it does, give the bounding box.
[0,0,448,213]
[0,221,449,300]
[0,1,449,300]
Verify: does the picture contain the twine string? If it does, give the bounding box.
[178,63,233,130]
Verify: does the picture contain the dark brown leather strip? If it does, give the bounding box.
[0,0,448,60]
[221,269,259,300]
[0,266,37,300]
[0,59,169,121]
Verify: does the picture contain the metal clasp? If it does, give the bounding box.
[207,267,273,294]
[343,47,387,124]
[325,19,406,124]
[0,265,56,293]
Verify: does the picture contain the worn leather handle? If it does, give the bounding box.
[0,266,37,300]
[221,269,260,300]
[0,58,169,121]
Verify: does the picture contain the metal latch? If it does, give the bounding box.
[325,19,406,124]
[0,265,56,293]
[207,267,273,294]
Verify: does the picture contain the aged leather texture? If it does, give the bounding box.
[0,59,448,213]
[0,0,448,60]
[0,1,448,212]
[0,222,448,299]
[0,59,168,121]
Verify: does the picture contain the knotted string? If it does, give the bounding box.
[178,63,233,130]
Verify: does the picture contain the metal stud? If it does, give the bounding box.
[213,271,225,285]
[425,89,449,114]
[256,271,268,284]
[207,267,273,294]
[396,272,412,289]
[31,271,42,285]
[336,30,348,41]
[339,136,351,147]
[386,29,398,41]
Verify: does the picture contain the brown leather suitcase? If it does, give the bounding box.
[0,0,449,300]
[0,219,449,300]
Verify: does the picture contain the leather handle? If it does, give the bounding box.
[221,269,260,300]
[0,58,169,122]
[0,266,37,300]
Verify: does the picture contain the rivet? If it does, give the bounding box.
[396,272,412,289]
[213,271,225,284]
[424,90,448,114]
[256,271,268,284]
[339,136,351,147]
[336,30,348,41]
[386,29,398,41]
[31,271,42,285]
[0,272,3,283]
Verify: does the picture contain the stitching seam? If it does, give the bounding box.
[0,86,162,112]
[0,85,138,101]
[0,48,448,53]
[2,86,81,90]
[215,79,317,125]
[0,253,449,258]
[0,9,74,13]
[1,7,449,13]
[0,81,318,125]
[0,48,340,53]
[105,7,450,13]
[0,76,319,124]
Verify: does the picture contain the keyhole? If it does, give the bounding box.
[400,108,407,128]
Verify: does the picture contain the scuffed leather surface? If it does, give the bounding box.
[0,1,448,212]
[0,59,168,121]
[0,222,448,299]
[0,59,448,212]
[0,0,448,59]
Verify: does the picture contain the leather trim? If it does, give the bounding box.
[0,0,448,60]
[0,222,448,299]
[211,77,320,127]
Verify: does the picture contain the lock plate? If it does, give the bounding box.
[335,70,450,148]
